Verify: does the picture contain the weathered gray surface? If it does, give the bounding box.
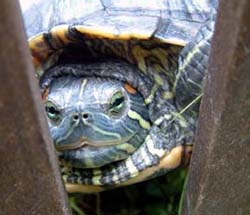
[183,0,250,214]
[0,0,71,214]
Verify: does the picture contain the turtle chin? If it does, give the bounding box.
[55,135,139,168]
[58,142,136,168]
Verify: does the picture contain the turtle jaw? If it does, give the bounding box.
[55,138,88,151]
[55,138,116,151]
[55,133,136,151]
[56,133,143,168]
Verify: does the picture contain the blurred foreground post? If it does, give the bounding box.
[183,0,250,214]
[0,0,71,214]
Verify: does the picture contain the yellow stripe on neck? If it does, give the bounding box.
[128,110,151,130]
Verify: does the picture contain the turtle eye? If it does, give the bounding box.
[45,101,61,123]
[109,91,125,116]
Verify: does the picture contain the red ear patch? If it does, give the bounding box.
[124,83,137,94]
[42,88,49,101]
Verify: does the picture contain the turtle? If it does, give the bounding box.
[20,0,218,193]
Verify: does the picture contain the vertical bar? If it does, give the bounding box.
[183,0,250,214]
[0,1,71,214]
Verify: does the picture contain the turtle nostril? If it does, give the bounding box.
[82,113,89,119]
[72,113,79,121]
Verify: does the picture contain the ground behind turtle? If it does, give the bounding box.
[69,168,187,215]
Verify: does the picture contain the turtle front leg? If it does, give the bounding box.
[174,14,216,118]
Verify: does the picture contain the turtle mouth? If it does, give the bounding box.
[55,136,130,151]
[56,140,89,151]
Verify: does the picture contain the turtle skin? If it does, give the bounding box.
[20,0,218,192]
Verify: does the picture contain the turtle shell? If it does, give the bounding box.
[20,0,216,72]
[20,0,217,192]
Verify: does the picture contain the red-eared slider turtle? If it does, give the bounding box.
[20,0,218,193]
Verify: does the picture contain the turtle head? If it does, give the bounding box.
[43,76,150,168]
